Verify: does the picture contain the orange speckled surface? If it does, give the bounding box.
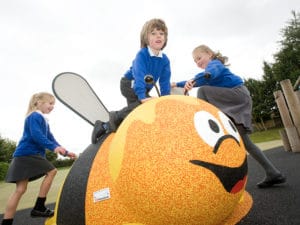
[83,95,252,225]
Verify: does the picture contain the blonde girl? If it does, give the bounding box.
[172,44,286,188]
[1,92,76,225]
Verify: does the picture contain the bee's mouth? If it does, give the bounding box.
[189,156,247,193]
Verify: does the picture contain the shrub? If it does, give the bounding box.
[0,162,9,181]
[52,159,75,168]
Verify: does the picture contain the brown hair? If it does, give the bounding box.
[26,92,55,115]
[140,18,168,50]
[192,45,229,66]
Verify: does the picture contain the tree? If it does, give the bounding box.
[0,135,16,180]
[0,135,16,163]
[244,78,268,130]
[246,11,300,130]
[261,61,281,117]
[272,11,300,85]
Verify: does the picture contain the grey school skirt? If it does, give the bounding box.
[5,155,55,183]
[197,85,253,132]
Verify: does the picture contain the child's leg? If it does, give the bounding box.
[30,168,57,217]
[91,91,140,143]
[33,168,57,210]
[197,87,209,101]
[120,77,137,106]
[37,168,57,198]
[2,180,28,219]
[108,101,141,132]
[241,133,281,175]
[237,125,286,188]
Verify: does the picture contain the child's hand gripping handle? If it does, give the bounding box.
[183,72,211,96]
[184,80,196,95]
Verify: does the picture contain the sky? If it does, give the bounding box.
[0,0,299,155]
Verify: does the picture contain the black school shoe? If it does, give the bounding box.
[256,174,287,188]
[91,120,106,144]
[30,208,54,217]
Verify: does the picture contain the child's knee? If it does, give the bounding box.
[47,168,58,177]
[16,184,27,195]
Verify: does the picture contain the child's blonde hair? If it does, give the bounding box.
[26,92,55,115]
[192,45,229,66]
[140,18,168,50]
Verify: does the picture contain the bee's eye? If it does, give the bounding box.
[194,111,224,148]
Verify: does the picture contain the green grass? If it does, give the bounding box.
[249,127,282,143]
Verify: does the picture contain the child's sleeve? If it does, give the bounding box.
[29,113,60,151]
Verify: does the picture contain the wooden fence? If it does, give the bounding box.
[273,77,300,152]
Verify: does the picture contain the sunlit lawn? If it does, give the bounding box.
[249,127,282,143]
